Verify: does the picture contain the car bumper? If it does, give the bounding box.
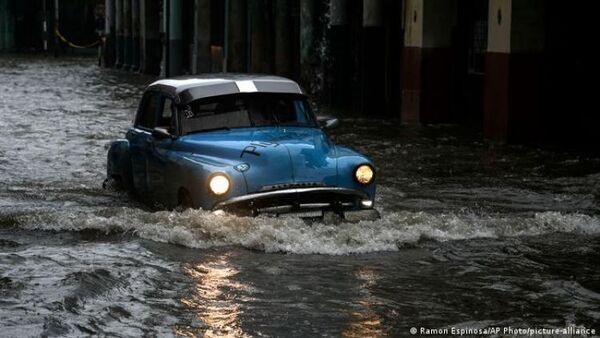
[213,187,379,221]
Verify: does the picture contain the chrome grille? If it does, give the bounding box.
[259,182,325,192]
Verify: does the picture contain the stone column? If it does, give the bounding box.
[196,0,212,73]
[140,0,161,75]
[103,0,116,67]
[131,0,140,70]
[0,0,16,51]
[300,0,319,91]
[122,0,131,69]
[193,0,212,73]
[483,0,544,143]
[329,0,351,112]
[361,0,385,115]
[167,0,183,76]
[226,0,247,72]
[248,0,272,73]
[274,0,294,78]
[400,0,457,124]
[115,0,123,68]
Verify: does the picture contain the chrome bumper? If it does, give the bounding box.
[214,187,379,220]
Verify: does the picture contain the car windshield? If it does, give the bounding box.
[180,93,317,134]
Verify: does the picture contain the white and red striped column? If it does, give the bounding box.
[400,0,457,124]
[484,0,544,142]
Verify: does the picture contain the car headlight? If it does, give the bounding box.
[209,174,230,195]
[355,164,374,185]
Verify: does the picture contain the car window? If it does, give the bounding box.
[157,97,174,131]
[137,93,160,129]
[162,98,172,120]
[182,96,251,134]
[181,93,316,135]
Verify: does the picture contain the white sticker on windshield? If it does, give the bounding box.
[183,106,194,119]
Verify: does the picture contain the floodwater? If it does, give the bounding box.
[1,56,599,337]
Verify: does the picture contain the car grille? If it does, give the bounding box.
[259,182,325,192]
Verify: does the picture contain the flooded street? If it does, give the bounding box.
[1,56,600,337]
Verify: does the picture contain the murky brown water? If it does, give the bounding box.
[1,56,599,337]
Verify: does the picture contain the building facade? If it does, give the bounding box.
[1,0,597,149]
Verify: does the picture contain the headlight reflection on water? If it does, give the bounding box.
[341,267,384,337]
[176,255,246,337]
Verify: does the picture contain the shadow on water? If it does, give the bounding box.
[1,56,600,336]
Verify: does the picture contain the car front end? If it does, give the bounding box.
[177,128,379,221]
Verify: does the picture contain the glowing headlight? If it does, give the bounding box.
[209,174,230,195]
[355,165,374,185]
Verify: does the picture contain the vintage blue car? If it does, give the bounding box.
[106,75,378,221]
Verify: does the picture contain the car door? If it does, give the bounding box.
[128,91,160,195]
[146,95,176,205]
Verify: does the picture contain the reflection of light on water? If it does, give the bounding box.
[175,254,249,337]
[342,267,384,337]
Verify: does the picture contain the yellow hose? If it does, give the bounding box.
[55,28,100,49]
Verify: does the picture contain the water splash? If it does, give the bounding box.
[6,207,599,255]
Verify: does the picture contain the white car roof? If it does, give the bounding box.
[148,74,304,104]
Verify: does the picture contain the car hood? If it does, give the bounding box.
[176,127,338,192]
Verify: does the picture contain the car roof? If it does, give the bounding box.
[147,74,305,105]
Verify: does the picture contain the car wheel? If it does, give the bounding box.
[178,188,194,210]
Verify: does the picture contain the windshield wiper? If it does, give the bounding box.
[186,127,231,135]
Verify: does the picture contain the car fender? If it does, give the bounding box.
[106,139,133,189]
[169,151,248,209]
[335,145,377,201]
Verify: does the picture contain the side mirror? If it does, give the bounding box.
[316,114,340,129]
[152,127,173,140]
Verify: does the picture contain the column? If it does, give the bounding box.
[274,0,294,78]
[300,0,319,89]
[193,0,211,73]
[53,0,60,56]
[140,0,161,75]
[131,0,140,70]
[248,0,271,73]
[0,0,16,51]
[483,0,544,142]
[329,0,351,112]
[361,0,385,115]
[115,0,123,68]
[226,0,247,72]
[122,0,131,69]
[400,0,457,124]
[167,0,183,76]
[103,0,116,67]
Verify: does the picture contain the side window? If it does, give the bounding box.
[137,93,160,129]
[157,97,173,130]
